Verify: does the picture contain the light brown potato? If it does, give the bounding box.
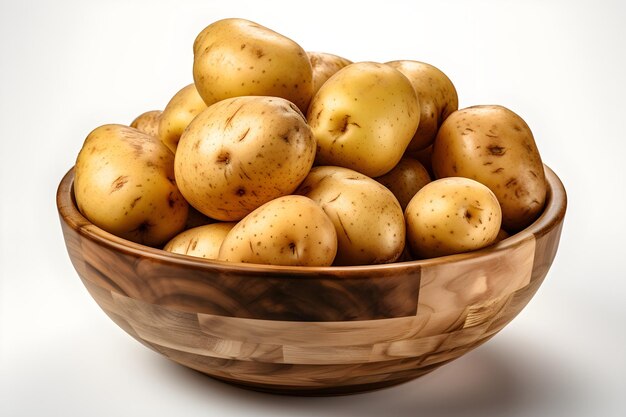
[307,51,352,98]
[75,124,188,246]
[218,195,337,266]
[405,177,502,259]
[387,60,458,151]
[307,62,420,177]
[164,222,236,259]
[432,105,546,231]
[193,18,313,112]
[406,144,434,178]
[130,110,161,137]
[175,96,316,221]
[375,158,431,210]
[296,166,405,265]
[158,84,208,153]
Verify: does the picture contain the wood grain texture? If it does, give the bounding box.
[57,165,566,395]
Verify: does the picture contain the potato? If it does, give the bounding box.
[405,177,502,259]
[158,84,208,153]
[432,105,546,231]
[130,110,161,137]
[75,124,188,246]
[193,18,313,112]
[164,222,236,259]
[406,144,434,178]
[296,166,405,265]
[307,51,352,97]
[175,96,316,221]
[387,60,458,151]
[307,62,420,177]
[218,195,337,266]
[375,157,431,210]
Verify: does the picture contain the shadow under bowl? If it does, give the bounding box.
[56,165,566,395]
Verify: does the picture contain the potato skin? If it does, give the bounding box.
[405,177,502,259]
[175,96,316,221]
[307,51,352,98]
[218,195,337,266]
[193,18,313,112]
[130,110,161,137]
[307,62,420,177]
[158,84,208,153]
[164,222,236,259]
[375,157,431,210]
[387,60,458,151]
[432,105,546,231]
[296,166,405,265]
[406,144,434,178]
[75,124,188,246]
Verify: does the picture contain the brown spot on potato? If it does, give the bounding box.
[505,178,518,188]
[492,167,504,173]
[327,193,342,203]
[336,214,352,243]
[111,175,129,193]
[133,221,152,238]
[487,145,506,156]
[167,192,175,208]
[224,105,244,128]
[238,128,250,142]
[515,187,529,198]
[235,187,246,196]
[130,196,142,209]
[216,151,231,164]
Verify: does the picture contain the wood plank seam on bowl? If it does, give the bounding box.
[88,286,533,366]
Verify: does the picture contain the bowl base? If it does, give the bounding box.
[204,371,435,396]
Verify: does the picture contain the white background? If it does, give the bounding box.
[1,0,625,416]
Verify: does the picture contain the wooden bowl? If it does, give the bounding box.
[57,165,566,395]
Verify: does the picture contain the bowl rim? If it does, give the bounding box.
[57,165,566,277]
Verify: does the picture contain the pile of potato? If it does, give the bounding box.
[74,18,547,267]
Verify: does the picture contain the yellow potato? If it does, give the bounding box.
[164,222,236,259]
[406,144,434,178]
[432,105,546,231]
[405,177,502,259]
[193,18,313,112]
[75,124,188,246]
[375,157,431,210]
[307,51,352,98]
[387,60,458,151]
[175,96,316,221]
[158,84,208,153]
[218,195,337,266]
[296,166,405,265]
[307,62,420,177]
[130,110,161,137]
